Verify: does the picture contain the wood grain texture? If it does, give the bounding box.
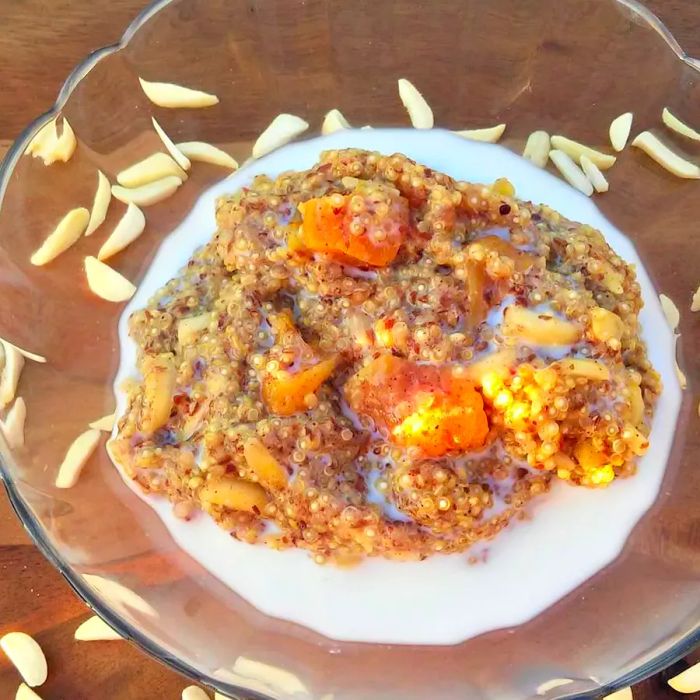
[1,2,699,699]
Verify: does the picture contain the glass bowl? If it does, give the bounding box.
[1,0,698,698]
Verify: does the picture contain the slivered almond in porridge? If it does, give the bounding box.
[110,148,661,562]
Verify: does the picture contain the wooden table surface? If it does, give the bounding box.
[1,1,700,698]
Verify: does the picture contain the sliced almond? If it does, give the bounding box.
[85,170,112,237]
[89,412,116,431]
[0,342,25,409]
[176,141,238,169]
[397,78,433,129]
[16,683,43,700]
[214,693,233,700]
[252,114,309,159]
[25,117,77,165]
[0,632,48,688]
[74,615,122,641]
[522,130,550,168]
[138,78,219,109]
[117,153,187,188]
[111,176,182,207]
[603,689,632,700]
[152,117,191,170]
[691,285,700,312]
[550,134,616,170]
[24,119,58,157]
[632,131,700,179]
[55,428,101,488]
[669,660,700,693]
[84,256,136,303]
[1,397,27,449]
[30,207,90,266]
[0,338,46,364]
[322,108,351,135]
[549,149,594,196]
[662,107,700,141]
[676,344,688,389]
[580,155,609,193]
[454,124,506,143]
[51,119,77,163]
[659,293,680,330]
[97,203,146,261]
[609,112,633,152]
[182,687,211,700]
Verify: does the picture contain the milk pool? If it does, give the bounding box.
[112,129,681,645]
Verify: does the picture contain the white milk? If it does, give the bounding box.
[113,130,681,645]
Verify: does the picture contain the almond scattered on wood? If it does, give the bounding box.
[176,141,238,169]
[609,112,633,152]
[397,78,433,129]
[97,203,146,261]
[138,78,219,109]
[55,428,102,488]
[74,615,122,641]
[632,131,700,179]
[454,124,506,143]
[252,114,309,159]
[84,256,137,302]
[30,208,89,266]
[85,170,112,237]
[0,632,48,688]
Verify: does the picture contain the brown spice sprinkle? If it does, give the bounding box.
[110,149,661,564]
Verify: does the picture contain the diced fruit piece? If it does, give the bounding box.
[462,348,518,384]
[502,305,581,346]
[243,437,288,490]
[574,439,608,471]
[344,355,489,457]
[298,189,409,267]
[141,354,176,433]
[262,357,337,416]
[200,477,268,513]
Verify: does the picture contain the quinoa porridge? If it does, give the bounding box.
[110,146,661,565]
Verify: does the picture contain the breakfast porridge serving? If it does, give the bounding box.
[110,148,660,564]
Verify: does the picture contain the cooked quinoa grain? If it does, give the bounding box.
[110,149,661,563]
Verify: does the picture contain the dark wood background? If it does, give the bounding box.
[0,1,699,698]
